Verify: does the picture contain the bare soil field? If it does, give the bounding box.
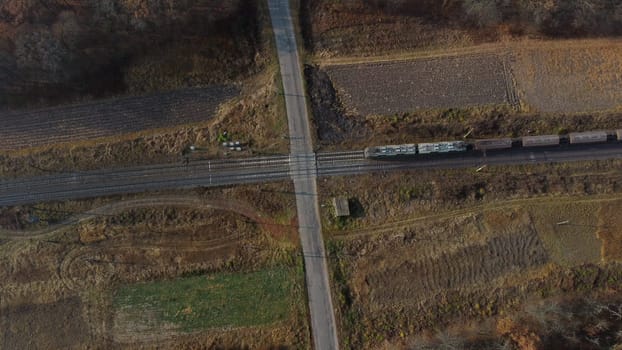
[0,182,310,349]
[512,40,622,113]
[0,297,89,349]
[318,160,622,348]
[324,53,513,116]
[0,85,238,151]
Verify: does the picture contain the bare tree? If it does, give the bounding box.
[462,0,504,27]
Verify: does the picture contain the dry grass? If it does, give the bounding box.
[318,159,622,233]
[511,39,622,113]
[596,199,622,262]
[326,197,622,349]
[526,200,602,267]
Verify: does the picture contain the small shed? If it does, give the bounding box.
[332,197,350,217]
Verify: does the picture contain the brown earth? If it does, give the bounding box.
[299,0,490,57]
[300,0,622,145]
[0,182,308,349]
[319,161,622,348]
[324,53,512,116]
[357,215,548,307]
[0,297,89,349]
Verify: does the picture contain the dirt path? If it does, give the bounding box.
[0,195,280,241]
[314,38,622,66]
[331,193,622,239]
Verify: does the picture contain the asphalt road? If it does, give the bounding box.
[268,0,340,349]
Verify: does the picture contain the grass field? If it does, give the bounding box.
[512,40,622,113]
[113,267,297,332]
[526,200,602,267]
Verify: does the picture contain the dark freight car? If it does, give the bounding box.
[522,134,560,147]
[473,138,513,151]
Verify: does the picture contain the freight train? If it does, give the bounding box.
[364,130,618,159]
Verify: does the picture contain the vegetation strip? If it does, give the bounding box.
[113,267,296,332]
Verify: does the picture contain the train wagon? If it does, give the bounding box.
[616,129,622,141]
[418,141,467,154]
[364,144,417,159]
[568,131,608,144]
[473,138,512,151]
[522,134,560,147]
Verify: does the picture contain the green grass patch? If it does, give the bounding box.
[113,266,297,332]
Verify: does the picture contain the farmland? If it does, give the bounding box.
[0,86,238,151]
[0,182,310,349]
[324,53,514,116]
[318,160,622,348]
[512,40,622,113]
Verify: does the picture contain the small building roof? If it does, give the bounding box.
[332,197,350,217]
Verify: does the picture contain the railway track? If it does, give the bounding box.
[3,144,622,207]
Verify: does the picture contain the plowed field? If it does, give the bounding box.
[361,228,548,307]
[324,53,514,116]
[0,85,238,151]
